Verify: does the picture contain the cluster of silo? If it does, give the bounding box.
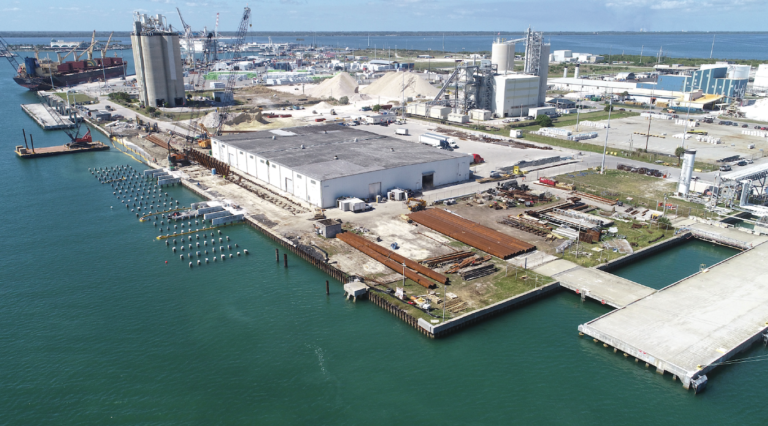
[131,13,185,108]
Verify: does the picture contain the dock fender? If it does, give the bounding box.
[691,375,707,394]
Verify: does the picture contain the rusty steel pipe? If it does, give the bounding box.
[338,232,448,284]
[336,233,435,288]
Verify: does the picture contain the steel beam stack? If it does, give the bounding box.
[409,209,535,259]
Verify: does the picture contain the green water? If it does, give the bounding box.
[609,239,740,289]
[2,65,768,425]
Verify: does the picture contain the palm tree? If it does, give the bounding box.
[675,146,685,166]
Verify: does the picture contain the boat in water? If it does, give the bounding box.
[2,31,127,91]
[13,57,126,90]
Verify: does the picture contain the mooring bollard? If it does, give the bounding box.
[275,248,279,262]
[284,253,288,268]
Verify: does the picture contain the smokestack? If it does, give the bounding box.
[563,67,568,78]
[574,64,580,79]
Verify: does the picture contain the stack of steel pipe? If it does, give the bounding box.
[338,232,448,284]
[409,209,535,259]
[336,232,436,288]
[421,251,474,268]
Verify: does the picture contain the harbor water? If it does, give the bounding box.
[610,239,739,289]
[1,57,768,425]
[5,32,768,60]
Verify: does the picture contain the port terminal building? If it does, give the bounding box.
[211,125,472,208]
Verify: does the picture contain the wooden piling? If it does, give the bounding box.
[284,253,288,268]
[326,280,329,295]
[275,248,279,262]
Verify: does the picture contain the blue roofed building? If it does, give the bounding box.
[637,64,748,102]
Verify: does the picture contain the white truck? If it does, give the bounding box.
[395,128,409,136]
[419,133,450,149]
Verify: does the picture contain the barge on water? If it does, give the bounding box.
[15,141,109,159]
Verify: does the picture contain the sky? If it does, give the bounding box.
[1,0,765,32]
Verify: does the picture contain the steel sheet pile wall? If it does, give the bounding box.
[336,232,438,288]
[409,209,535,259]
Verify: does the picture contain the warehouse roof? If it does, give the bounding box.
[213,124,469,181]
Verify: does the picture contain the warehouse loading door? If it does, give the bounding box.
[285,178,294,194]
[422,173,434,190]
[229,153,236,166]
[368,182,381,200]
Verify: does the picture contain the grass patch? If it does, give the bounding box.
[560,218,672,268]
[53,92,96,104]
[554,169,709,218]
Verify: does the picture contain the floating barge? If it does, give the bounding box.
[15,142,109,159]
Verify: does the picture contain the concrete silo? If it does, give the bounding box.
[491,40,515,74]
[131,13,185,108]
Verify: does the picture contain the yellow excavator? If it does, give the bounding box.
[407,198,426,212]
[198,123,211,148]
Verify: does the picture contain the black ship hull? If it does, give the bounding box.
[13,65,126,91]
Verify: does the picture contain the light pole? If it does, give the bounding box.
[402,262,406,288]
[600,97,613,174]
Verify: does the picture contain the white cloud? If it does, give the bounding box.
[3,7,20,11]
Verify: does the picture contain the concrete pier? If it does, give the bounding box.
[553,266,655,308]
[21,104,77,130]
[579,240,768,392]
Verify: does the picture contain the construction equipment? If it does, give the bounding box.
[198,122,211,148]
[312,208,326,220]
[213,6,251,136]
[100,32,114,59]
[176,7,195,67]
[407,198,426,212]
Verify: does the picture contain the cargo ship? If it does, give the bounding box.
[13,56,126,91]
[5,31,127,91]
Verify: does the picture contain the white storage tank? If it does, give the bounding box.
[677,149,696,197]
[492,41,515,73]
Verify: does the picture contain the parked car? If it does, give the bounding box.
[719,165,732,171]
[732,122,739,126]
[743,124,749,128]
[737,160,747,166]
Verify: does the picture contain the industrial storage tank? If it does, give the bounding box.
[131,13,186,108]
[492,41,514,73]
[677,149,696,196]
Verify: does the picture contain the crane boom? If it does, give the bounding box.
[101,32,113,58]
[214,6,251,136]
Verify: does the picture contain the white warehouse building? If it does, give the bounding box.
[211,125,472,208]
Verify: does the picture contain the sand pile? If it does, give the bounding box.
[311,72,358,99]
[201,111,223,128]
[741,98,768,121]
[361,72,439,100]
[312,101,335,110]
[349,93,371,102]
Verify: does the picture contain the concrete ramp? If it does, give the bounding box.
[553,267,656,308]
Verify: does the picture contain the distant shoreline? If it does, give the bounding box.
[3,31,768,38]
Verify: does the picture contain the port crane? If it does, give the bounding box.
[176,7,196,68]
[213,6,251,136]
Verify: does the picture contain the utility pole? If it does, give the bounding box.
[600,97,613,174]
